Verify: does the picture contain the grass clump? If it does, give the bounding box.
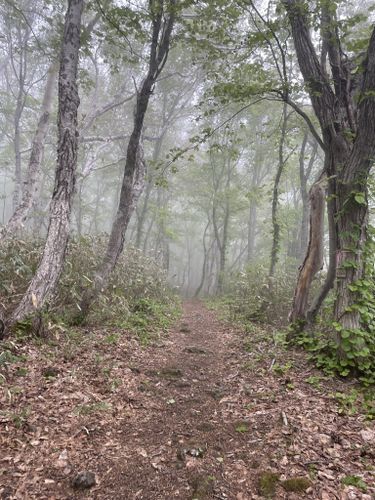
[281,476,311,492]
[341,475,367,492]
[74,401,112,416]
[257,471,279,497]
[235,422,249,433]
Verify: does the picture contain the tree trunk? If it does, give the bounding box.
[10,0,84,324]
[289,176,325,323]
[195,220,210,297]
[136,132,164,248]
[247,202,257,261]
[154,186,170,271]
[334,186,367,331]
[269,102,288,277]
[283,0,375,334]
[217,187,230,293]
[79,0,176,318]
[136,179,153,248]
[12,28,27,212]
[298,132,318,261]
[1,63,57,242]
[306,174,337,322]
[334,172,371,331]
[13,89,23,211]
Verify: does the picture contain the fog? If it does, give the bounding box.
[1,0,372,304]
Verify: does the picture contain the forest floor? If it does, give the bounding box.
[0,301,374,500]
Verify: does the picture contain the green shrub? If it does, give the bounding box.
[295,229,375,385]
[0,236,179,332]
[220,262,297,326]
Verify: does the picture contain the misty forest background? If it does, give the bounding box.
[1,0,375,385]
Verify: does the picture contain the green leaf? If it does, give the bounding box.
[354,193,366,205]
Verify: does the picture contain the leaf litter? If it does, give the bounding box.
[0,301,374,499]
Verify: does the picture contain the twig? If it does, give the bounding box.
[281,411,288,427]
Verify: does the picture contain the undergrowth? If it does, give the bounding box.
[292,230,375,386]
[210,261,305,326]
[210,258,375,413]
[0,236,180,342]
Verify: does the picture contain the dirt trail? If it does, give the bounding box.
[98,300,241,499]
[1,301,374,499]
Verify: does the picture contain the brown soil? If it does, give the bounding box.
[0,301,374,499]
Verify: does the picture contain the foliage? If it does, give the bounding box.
[333,389,375,420]
[218,261,297,326]
[294,229,375,385]
[235,422,249,433]
[0,237,179,338]
[257,471,280,498]
[341,475,367,492]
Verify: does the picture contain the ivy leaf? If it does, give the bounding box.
[354,193,366,205]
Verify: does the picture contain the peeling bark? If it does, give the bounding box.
[298,133,317,261]
[283,0,375,334]
[289,176,325,323]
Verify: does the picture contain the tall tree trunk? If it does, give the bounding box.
[269,102,288,277]
[299,133,308,258]
[10,0,84,324]
[76,180,84,237]
[334,165,373,330]
[12,27,27,212]
[306,174,337,322]
[155,186,170,270]
[247,202,257,261]
[136,178,153,248]
[136,133,164,248]
[13,88,23,211]
[283,0,375,336]
[195,220,210,297]
[212,200,223,292]
[143,217,154,254]
[217,187,230,293]
[79,1,176,317]
[247,145,263,262]
[298,133,318,261]
[1,63,57,242]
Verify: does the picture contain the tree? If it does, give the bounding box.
[0,63,57,242]
[283,0,375,337]
[10,0,84,324]
[79,0,177,317]
[298,132,318,261]
[269,102,289,277]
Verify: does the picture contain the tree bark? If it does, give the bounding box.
[247,202,257,261]
[1,63,57,242]
[194,220,211,297]
[10,0,84,324]
[11,26,28,211]
[218,173,230,292]
[283,0,375,334]
[79,0,176,317]
[289,175,325,323]
[298,132,317,261]
[269,102,288,277]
